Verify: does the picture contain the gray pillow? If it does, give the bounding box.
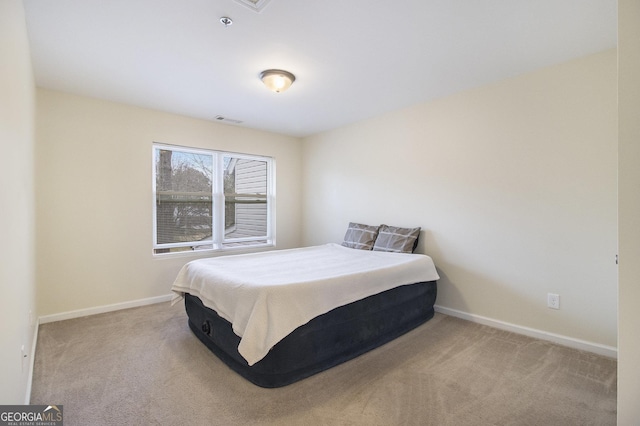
[341,222,380,250]
[372,224,421,253]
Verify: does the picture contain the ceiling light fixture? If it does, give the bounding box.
[259,69,296,93]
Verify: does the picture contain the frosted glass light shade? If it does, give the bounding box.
[260,69,295,93]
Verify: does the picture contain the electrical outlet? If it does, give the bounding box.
[547,293,560,310]
[21,345,26,372]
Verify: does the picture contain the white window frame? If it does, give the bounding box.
[152,143,275,256]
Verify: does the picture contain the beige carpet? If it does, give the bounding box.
[31,302,617,426]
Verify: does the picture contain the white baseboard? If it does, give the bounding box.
[24,320,38,404]
[38,294,174,325]
[434,305,618,359]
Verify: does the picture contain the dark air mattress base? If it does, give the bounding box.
[184,280,437,388]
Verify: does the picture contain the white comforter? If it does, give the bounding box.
[170,243,439,366]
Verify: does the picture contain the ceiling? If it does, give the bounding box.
[23,0,617,138]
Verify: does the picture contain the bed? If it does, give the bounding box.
[171,228,439,387]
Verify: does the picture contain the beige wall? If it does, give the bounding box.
[0,1,37,403]
[302,50,618,348]
[617,0,640,421]
[35,89,303,316]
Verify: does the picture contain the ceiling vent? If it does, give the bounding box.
[214,115,243,124]
[233,0,271,13]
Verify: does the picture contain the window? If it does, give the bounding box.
[152,143,274,255]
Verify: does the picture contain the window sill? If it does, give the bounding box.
[152,242,276,259]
